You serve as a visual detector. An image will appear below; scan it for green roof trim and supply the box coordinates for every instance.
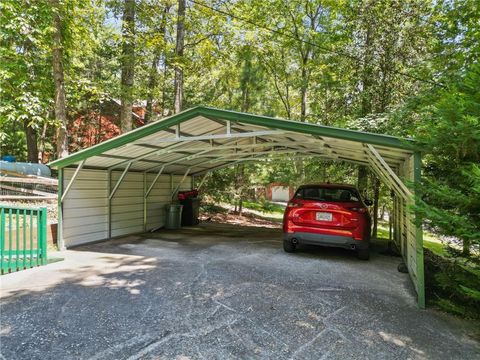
[200,106,414,150]
[48,106,414,169]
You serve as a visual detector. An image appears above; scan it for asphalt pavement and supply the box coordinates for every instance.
[1,223,478,359]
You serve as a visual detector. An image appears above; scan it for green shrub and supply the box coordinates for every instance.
[424,249,480,319]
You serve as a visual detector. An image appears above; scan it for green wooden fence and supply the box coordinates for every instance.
[1,206,47,274]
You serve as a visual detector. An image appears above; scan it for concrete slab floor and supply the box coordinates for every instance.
[0,222,479,360]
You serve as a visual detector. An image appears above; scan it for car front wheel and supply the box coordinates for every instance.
[283,240,296,253]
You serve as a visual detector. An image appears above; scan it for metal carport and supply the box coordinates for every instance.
[48,106,425,307]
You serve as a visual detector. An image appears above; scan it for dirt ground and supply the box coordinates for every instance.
[200,210,281,229]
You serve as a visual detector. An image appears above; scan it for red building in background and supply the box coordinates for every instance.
[68,99,159,153]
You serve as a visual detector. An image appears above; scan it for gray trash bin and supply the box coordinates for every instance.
[165,204,183,229]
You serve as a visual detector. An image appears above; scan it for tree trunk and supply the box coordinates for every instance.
[380,204,386,220]
[237,164,244,216]
[237,62,251,215]
[38,123,48,163]
[300,54,309,122]
[463,240,471,256]
[357,166,368,198]
[24,121,38,163]
[51,0,68,159]
[120,0,135,132]
[145,52,161,124]
[161,57,168,115]
[360,22,373,117]
[296,57,308,180]
[355,20,374,196]
[241,86,250,113]
[300,85,308,121]
[173,0,186,113]
[145,6,169,123]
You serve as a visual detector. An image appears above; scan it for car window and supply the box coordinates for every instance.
[295,187,360,202]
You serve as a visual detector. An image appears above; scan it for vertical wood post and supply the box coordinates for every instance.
[57,168,65,250]
[414,151,425,309]
[108,170,112,238]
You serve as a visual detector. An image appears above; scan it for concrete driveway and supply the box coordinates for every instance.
[1,223,478,359]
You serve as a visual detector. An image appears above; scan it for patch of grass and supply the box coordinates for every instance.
[240,200,285,215]
[377,223,448,256]
[376,226,390,240]
[424,240,448,257]
[200,203,228,214]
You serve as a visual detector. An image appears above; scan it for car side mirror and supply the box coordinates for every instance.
[364,199,373,206]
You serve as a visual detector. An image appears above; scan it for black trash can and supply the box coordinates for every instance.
[178,190,200,226]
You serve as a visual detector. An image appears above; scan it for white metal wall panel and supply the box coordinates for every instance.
[145,174,172,230]
[403,155,418,291]
[173,175,192,191]
[62,168,192,247]
[62,169,108,247]
[110,171,144,237]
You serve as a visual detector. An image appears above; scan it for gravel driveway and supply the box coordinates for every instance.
[1,223,478,359]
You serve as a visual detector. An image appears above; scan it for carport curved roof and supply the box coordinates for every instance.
[48,106,415,175]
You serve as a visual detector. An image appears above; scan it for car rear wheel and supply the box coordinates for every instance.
[357,248,370,260]
[283,240,296,253]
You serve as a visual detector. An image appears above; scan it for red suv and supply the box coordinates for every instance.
[283,184,372,260]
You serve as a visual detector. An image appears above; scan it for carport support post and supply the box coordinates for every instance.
[196,173,209,191]
[414,151,425,309]
[60,160,85,202]
[171,168,190,198]
[57,168,65,251]
[107,170,112,238]
[107,165,131,238]
[143,167,167,231]
[109,163,131,200]
[143,172,147,232]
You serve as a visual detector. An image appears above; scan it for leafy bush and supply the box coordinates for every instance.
[424,249,480,319]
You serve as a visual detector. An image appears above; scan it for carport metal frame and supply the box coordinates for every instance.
[49,106,425,308]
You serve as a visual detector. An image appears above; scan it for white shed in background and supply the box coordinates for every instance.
[271,186,290,202]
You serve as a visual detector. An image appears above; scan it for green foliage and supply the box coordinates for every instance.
[414,62,480,259]
[0,0,54,160]
[0,0,116,160]
[431,0,480,79]
[425,249,480,318]
[435,298,469,317]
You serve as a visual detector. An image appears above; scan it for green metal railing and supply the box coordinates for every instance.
[1,206,47,274]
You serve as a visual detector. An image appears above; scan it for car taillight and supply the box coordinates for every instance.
[287,201,301,208]
[348,207,368,213]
